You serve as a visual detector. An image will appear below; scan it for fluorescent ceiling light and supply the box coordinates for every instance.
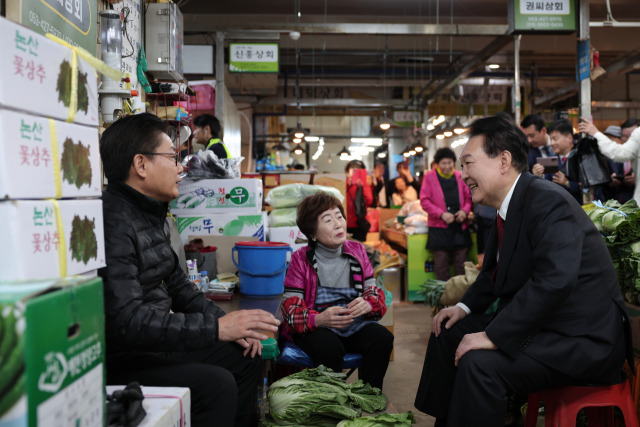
[488,64,500,69]
[304,136,319,142]
[350,137,383,146]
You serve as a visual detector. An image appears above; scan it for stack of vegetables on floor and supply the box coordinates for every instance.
[259,366,415,426]
[587,199,640,303]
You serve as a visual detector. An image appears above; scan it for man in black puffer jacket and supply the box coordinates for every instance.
[99,113,280,427]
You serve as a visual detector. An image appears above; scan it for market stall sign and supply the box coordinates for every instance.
[576,40,590,82]
[19,0,97,54]
[229,43,279,73]
[508,0,576,34]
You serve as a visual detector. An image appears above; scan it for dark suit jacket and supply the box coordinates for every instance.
[528,146,553,181]
[461,172,632,382]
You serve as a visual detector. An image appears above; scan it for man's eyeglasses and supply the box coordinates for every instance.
[140,152,179,166]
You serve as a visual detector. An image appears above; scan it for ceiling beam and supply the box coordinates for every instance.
[182,18,509,36]
[534,83,578,106]
[420,34,513,104]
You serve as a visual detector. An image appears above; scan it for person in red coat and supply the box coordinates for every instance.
[345,160,373,241]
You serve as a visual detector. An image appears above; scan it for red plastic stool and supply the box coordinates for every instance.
[525,381,639,427]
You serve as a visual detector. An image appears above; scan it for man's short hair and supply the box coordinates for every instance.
[469,115,529,173]
[621,118,639,130]
[520,114,546,131]
[547,119,574,136]
[345,159,366,173]
[99,113,168,183]
[434,147,456,164]
[296,192,345,243]
[193,114,221,138]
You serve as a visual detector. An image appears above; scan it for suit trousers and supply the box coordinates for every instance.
[107,341,263,427]
[293,322,394,389]
[414,314,577,427]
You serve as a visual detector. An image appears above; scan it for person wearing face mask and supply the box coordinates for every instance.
[280,192,394,390]
[419,147,473,281]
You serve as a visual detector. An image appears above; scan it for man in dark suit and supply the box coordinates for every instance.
[414,115,632,427]
[521,114,553,179]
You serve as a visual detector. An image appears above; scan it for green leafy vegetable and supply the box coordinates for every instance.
[261,366,386,426]
[61,137,92,189]
[418,278,446,313]
[336,411,416,426]
[56,60,89,113]
[69,215,98,264]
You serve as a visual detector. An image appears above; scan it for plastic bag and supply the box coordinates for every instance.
[564,135,611,187]
[264,183,344,208]
[185,150,244,179]
[269,207,298,227]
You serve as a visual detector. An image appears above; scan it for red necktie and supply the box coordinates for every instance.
[493,215,505,283]
[561,156,567,164]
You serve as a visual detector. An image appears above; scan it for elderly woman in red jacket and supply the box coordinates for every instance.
[420,147,473,281]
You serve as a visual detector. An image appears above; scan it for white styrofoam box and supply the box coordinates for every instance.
[170,178,263,215]
[0,109,101,199]
[268,226,308,252]
[0,199,105,280]
[176,211,267,244]
[0,16,99,126]
[106,386,191,427]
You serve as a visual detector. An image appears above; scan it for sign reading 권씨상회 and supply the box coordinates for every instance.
[508,0,576,34]
[229,43,279,73]
[20,0,96,54]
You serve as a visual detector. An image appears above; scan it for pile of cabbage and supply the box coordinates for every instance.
[587,199,640,303]
[259,366,415,426]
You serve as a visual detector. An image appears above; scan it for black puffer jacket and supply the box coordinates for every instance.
[99,182,225,355]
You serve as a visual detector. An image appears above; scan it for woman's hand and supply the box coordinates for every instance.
[441,211,455,224]
[347,297,372,318]
[454,210,467,223]
[532,163,545,177]
[315,306,353,329]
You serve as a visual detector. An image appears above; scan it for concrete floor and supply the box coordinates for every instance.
[381,301,436,426]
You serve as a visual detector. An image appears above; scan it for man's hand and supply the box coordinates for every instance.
[432,305,467,337]
[532,163,545,177]
[625,172,635,186]
[236,337,262,358]
[218,309,280,344]
[552,171,569,188]
[347,297,372,319]
[454,332,497,366]
[315,306,354,328]
[441,211,455,225]
[454,210,467,223]
[577,118,598,136]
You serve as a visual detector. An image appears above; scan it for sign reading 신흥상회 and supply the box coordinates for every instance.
[19,0,97,54]
[508,0,576,34]
[229,43,279,73]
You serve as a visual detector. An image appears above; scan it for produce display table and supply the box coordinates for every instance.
[380,229,478,302]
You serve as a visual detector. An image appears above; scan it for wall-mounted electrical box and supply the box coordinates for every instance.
[145,2,184,82]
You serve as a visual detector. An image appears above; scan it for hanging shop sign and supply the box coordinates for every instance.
[393,111,422,128]
[15,0,97,54]
[576,40,590,82]
[508,0,576,34]
[229,43,279,73]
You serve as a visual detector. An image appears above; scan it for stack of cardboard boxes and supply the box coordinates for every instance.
[171,177,267,276]
[0,17,106,426]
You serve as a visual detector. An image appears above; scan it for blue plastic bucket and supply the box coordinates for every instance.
[232,241,292,296]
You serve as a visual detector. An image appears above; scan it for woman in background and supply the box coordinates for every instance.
[420,147,473,281]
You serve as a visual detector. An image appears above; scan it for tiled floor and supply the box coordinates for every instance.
[382,301,436,426]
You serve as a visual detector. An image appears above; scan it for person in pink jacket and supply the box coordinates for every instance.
[280,192,393,389]
[420,147,473,281]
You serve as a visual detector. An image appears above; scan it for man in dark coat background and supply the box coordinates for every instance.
[414,115,632,426]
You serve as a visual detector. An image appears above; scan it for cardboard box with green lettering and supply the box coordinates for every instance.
[0,277,105,427]
[170,178,263,215]
[176,211,267,244]
[0,16,99,126]
[0,109,101,199]
[0,199,105,281]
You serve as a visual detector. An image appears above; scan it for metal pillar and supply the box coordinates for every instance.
[215,31,225,119]
[513,35,522,124]
[578,1,591,121]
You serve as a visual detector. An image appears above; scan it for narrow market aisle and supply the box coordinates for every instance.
[383,301,436,426]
